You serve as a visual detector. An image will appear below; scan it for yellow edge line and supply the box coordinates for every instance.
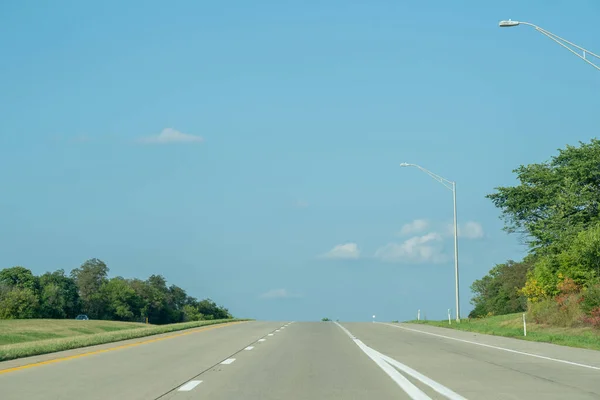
[0,321,245,375]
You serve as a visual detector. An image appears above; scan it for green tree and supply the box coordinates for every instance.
[521,222,600,301]
[129,275,171,324]
[469,259,532,318]
[0,259,233,323]
[197,298,231,319]
[0,266,39,292]
[556,222,600,285]
[101,277,139,321]
[146,275,171,324]
[0,287,40,319]
[182,304,203,321]
[167,285,188,322]
[487,139,600,251]
[70,258,109,318]
[0,266,42,319]
[39,270,80,318]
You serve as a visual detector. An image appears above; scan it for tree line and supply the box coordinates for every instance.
[470,138,600,328]
[0,258,232,323]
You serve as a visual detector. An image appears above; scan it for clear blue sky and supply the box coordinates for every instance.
[1,1,598,321]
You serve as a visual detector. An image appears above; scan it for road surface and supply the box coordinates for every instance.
[1,321,599,399]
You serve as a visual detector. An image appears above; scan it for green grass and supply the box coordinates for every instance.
[0,318,249,361]
[0,319,146,346]
[405,313,600,351]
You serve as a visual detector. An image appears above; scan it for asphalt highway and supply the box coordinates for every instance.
[1,321,599,399]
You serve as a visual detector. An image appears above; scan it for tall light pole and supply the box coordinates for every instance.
[499,19,600,71]
[400,163,460,322]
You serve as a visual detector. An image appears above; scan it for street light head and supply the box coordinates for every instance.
[399,162,411,167]
[499,19,520,28]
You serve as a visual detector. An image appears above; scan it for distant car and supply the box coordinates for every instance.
[75,314,89,320]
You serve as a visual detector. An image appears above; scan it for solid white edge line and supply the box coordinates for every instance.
[178,380,202,391]
[381,323,600,371]
[221,358,236,365]
[374,351,468,400]
[245,346,254,350]
[334,322,432,400]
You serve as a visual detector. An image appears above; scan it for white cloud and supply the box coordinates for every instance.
[321,243,360,259]
[139,128,203,144]
[259,289,298,299]
[446,221,484,239]
[375,233,447,263]
[399,219,429,236]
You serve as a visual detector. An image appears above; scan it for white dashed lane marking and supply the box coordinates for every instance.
[173,325,290,394]
[178,380,202,391]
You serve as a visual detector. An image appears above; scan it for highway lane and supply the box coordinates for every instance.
[345,322,600,399]
[0,321,284,400]
[163,321,405,400]
[1,320,599,399]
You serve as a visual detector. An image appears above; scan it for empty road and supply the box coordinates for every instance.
[1,321,599,399]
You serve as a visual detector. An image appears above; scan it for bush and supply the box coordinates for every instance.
[321,317,331,321]
[528,293,584,327]
[581,284,600,315]
[582,307,600,328]
[182,304,204,322]
[529,298,557,324]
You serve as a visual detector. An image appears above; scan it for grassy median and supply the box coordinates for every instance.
[0,318,248,361]
[405,313,600,351]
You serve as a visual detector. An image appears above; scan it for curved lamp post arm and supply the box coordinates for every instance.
[399,163,454,191]
[499,19,600,71]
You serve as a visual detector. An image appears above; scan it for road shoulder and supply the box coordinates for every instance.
[395,322,600,368]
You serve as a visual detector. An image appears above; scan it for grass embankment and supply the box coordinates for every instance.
[406,313,600,351]
[0,318,248,361]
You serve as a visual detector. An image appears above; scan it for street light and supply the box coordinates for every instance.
[498,19,600,71]
[400,163,460,322]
